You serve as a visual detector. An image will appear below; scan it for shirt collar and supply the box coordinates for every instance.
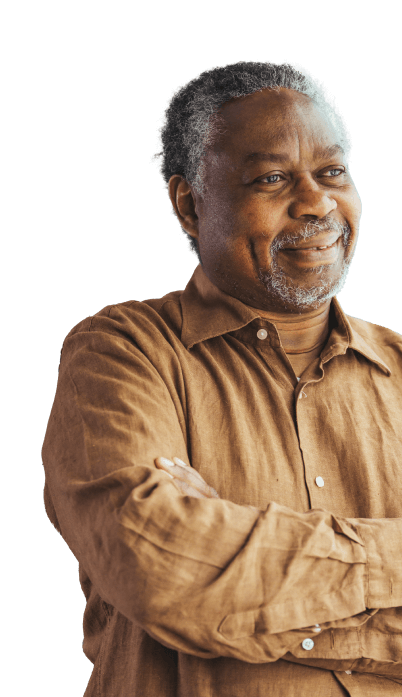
[180,265,391,376]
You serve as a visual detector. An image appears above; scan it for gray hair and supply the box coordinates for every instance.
[154,61,351,258]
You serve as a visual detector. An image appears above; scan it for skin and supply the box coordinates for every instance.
[155,456,257,509]
[155,87,362,493]
[169,88,361,318]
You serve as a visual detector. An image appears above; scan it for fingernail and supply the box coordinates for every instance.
[174,458,188,467]
[160,457,175,467]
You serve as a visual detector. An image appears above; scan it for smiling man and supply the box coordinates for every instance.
[166,84,361,384]
[42,63,402,696]
[173,87,359,316]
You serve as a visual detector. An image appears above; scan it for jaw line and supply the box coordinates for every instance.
[258,248,353,312]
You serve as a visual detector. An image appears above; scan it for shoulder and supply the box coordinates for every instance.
[62,290,186,358]
[347,314,402,348]
[346,313,402,372]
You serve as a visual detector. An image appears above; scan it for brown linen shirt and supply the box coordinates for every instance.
[42,264,402,697]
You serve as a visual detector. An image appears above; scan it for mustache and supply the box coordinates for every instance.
[270,216,351,254]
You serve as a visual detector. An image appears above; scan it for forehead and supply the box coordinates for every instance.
[212,88,339,160]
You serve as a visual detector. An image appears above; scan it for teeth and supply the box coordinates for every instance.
[286,244,332,251]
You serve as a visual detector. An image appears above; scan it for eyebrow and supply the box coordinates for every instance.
[243,143,345,164]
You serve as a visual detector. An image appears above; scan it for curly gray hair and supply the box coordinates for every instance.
[154,61,350,259]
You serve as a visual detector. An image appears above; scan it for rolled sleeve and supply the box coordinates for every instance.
[283,518,402,678]
[353,518,402,609]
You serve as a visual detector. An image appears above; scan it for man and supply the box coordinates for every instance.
[42,62,402,696]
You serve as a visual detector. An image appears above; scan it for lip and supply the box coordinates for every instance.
[279,235,341,265]
[282,232,341,251]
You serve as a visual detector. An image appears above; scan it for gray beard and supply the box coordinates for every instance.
[258,217,354,312]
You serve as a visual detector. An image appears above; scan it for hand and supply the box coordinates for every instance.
[155,457,259,511]
[154,457,220,499]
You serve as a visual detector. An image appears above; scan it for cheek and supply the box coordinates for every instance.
[343,184,362,227]
[199,195,234,240]
[198,193,279,272]
[237,201,283,252]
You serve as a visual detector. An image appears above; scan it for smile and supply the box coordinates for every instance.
[279,237,341,266]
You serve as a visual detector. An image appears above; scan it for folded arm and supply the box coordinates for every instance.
[42,323,402,672]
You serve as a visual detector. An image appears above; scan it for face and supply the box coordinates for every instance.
[170,88,362,314]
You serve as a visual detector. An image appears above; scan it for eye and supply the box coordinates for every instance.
[259,167,345,184]
[260,174,281,184]
[322,168,345,177]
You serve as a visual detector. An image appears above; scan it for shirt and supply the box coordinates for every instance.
[248,301,331,377]
[41,264,402,696]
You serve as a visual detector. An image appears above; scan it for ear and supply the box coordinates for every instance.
[168,175,199,241]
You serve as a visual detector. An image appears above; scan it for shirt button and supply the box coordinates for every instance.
[257,329,268,340]
[301,638,314,651]
[315,476,325,488]
[345,670,352,675]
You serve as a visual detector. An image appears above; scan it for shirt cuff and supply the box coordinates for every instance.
[353,518,402,608]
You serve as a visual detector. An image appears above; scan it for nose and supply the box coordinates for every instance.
[288,190,337,220]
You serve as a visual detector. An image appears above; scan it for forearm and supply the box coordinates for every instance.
[282,516,402,679]
[351,517,402,608]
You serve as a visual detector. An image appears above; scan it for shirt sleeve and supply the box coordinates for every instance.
[42,312,393,665]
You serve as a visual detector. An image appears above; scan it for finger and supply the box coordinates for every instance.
[159,469,174,479]
[170,458,219,498]
[155,457,219,499]
[173,457,219,498]
[155,456,176,472]
[162,472,214,499]
[155,456,192,482]
[171,479,207,499]
[155,459,208,498]
[165,464,213,497]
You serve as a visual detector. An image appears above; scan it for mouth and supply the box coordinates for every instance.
[279,235,342,265]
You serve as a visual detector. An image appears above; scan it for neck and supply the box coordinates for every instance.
[255,300,331,323]
[255,301,331,353]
